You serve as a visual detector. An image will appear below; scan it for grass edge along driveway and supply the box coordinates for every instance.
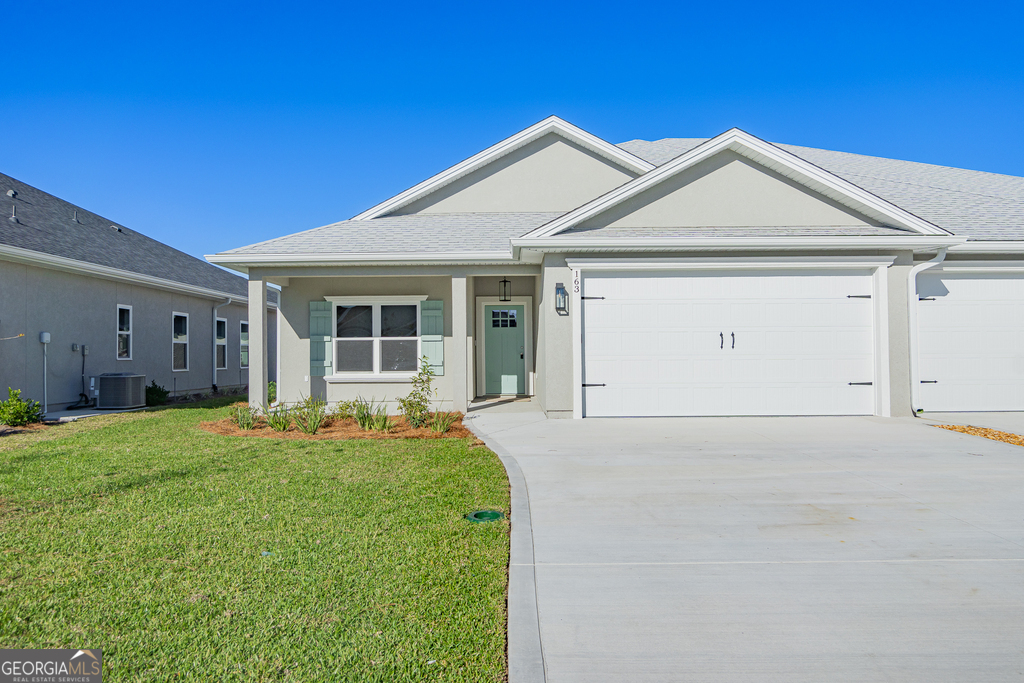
[0,399,510,682]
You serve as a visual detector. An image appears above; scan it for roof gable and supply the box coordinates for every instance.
[352,116,655,220]
[526,129,952,238]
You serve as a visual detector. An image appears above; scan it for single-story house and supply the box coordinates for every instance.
[208,116,1024,418]
[0,172,278,413]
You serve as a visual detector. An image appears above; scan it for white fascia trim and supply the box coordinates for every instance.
[566,256,897,271]
[0,244,274,307]
[349,116,655,220]
[934,260,1024,272]
[207,251,515,266]
[325,295,428,304]
[514,236,966,253]
[948,241,1024,253]
[523,128,950,239]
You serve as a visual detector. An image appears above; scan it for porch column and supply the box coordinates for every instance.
[452,275,468,413]
[248,276,268,408]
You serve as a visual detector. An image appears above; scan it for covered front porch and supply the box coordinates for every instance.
[244,265,569,416]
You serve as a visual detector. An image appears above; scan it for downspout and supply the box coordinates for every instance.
[212,298,232,391]
[908,248,947,414]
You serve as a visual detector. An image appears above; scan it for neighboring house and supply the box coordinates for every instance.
[208,116,1024,418]
[0,172,278,412]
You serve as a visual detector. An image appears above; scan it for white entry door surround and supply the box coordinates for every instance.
[567,258,894,417]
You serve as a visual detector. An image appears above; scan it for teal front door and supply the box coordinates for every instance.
[484,305,526,395]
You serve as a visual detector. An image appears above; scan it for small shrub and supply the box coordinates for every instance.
[263,404,291,432]
[370,405,397,433]
[294,396,327,435]
[397,358,435,428]
[231,404,259,430]
[430,410,459,434]
[353,397,377,431]
[268,381,277,404]
[145,381,169,407]
[331,400,357,421]
[0,388,43,426]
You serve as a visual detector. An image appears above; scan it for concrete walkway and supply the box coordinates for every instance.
[468,413,1024,683]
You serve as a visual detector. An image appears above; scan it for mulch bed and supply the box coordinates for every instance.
[933,424,1024,448]
[0,422,52,438]
[198,414,474,441]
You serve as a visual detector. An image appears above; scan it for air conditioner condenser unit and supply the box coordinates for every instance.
[90,373,146,409]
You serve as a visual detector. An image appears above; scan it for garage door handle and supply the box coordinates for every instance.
[720,332,724,349]
[731,332,735,349]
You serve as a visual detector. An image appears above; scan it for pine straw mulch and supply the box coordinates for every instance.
[198,414,475,441]
[933,424,1024,448]
[0,422,52,438]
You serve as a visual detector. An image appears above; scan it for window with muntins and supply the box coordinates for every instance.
[333,302,420,375]
[117,305,132,359]
[215,318,227,370]
[172,313,188,371]
[491,309,517,328]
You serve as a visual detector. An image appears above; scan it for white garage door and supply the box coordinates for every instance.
[918,272,1024,411]
[582,270,875,417]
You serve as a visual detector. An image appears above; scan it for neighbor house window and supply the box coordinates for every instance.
[172,313,189,371]
[240,322,249,368]
[215,318,227,370]
[329,298,422,376]
[117,305,132,360]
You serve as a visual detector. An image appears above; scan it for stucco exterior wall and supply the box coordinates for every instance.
[886,254,914,416]
[536,254,574,418]
[393,133,638,215]
[0,261,271,410]
[580,150,881,229]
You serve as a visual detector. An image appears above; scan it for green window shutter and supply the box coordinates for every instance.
[309,301,333,377]
[420,300,444,376]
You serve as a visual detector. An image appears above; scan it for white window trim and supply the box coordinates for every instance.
[215,316,227,370]
[240,320,249,369]
[117,304,132,361]
[324,295,427,381]
[172,311,189,372]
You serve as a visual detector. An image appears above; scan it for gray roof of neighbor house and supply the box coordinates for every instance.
[0,172,275,303]
[617,139,1024,240]
[219,212,565,255]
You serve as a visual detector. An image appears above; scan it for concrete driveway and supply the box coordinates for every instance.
[468,413,1024,683]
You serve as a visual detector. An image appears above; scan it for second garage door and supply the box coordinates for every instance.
[918,271,1024,411]
[581,270,876,417]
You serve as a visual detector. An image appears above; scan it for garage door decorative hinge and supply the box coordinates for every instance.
[582,383,606,387]
[848,381,873,385]
[847,295,871,299]
[581,296,605,300]
[920,380,938,384]
[919,297,935,301]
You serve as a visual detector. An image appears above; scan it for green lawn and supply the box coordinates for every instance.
[0,399,510,681]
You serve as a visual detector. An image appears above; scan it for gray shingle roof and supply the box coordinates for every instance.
[221,212,564,255]
[617,139,1024,240]
[0,172,274,302]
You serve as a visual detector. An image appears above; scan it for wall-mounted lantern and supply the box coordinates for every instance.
[554,282,568,315]
[499,277,512,302]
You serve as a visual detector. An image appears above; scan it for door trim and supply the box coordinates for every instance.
[476,296,534,397]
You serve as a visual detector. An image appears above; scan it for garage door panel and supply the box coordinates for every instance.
[582,270,875,417]
[918,272,1024,411]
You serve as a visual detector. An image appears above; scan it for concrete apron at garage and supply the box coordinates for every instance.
[469,413,1024,683]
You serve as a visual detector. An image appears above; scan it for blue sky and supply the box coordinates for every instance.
[3,0,1023,261]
